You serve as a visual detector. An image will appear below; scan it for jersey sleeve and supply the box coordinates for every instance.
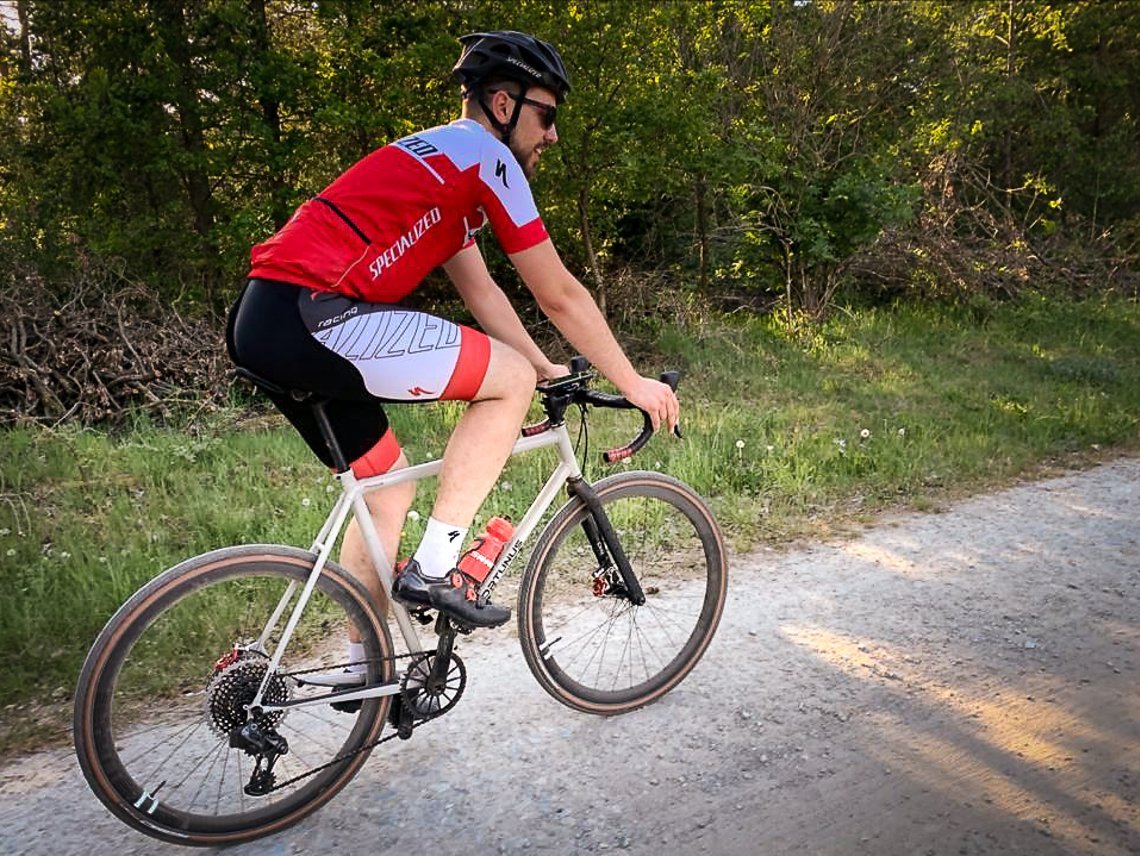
[477,144,549,254]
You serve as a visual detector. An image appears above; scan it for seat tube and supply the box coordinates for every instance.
[343,469,425,653]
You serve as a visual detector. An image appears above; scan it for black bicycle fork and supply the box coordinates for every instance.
[566,477,646,606]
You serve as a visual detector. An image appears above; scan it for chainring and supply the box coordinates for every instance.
[400,651,466,719]
[206,655,291,736]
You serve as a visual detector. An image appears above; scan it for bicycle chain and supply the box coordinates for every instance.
[277,647,424,680]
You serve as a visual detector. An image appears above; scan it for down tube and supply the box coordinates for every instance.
[478,431,581,598]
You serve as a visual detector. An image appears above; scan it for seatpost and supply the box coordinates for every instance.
[311,400,349,473]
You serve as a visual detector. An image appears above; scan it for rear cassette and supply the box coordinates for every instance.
[206,656,290,735]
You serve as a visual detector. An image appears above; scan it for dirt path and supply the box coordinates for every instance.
[1,459,1137,856]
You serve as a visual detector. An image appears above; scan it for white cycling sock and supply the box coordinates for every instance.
[413,516,468,579]
[347,640,366,673]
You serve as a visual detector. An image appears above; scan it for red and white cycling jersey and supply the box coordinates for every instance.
[248,119,549,302]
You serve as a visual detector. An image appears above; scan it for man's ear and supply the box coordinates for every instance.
[490,90,513,123]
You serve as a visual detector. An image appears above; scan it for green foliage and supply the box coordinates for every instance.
[0,1,1137,316]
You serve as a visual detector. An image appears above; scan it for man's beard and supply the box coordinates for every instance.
[509,138,539,179]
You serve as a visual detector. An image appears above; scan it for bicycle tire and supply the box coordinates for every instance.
[73,545,393,846]
[518,471,727,715]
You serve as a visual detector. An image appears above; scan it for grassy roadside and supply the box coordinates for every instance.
[2,292,1138,754]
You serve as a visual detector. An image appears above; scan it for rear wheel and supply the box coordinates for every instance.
[518,472,727,714]
[73,545,393,846]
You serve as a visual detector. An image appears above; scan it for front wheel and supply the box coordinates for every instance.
[518,472,727,715]
[73,545,393,846]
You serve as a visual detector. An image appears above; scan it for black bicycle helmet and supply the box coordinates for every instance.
[453,30,571,103]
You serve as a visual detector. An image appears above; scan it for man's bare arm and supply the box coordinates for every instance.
[509,239,678,432]
[443,244,566,380]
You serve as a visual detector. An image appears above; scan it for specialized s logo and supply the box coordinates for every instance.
[407,386,435,397]
[494,160,510,188]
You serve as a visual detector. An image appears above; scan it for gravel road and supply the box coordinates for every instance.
[2,458,1137,856]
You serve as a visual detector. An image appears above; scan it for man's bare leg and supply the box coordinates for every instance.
[333,340,534,641]
[339,336,533,621]
[389,341,535,626]
[426,339,536,539]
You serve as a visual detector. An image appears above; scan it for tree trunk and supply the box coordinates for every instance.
[248,0,289,230]
[1003,0,1015,218]
[16,0,31,71]
[695,174,709,292]
[149,0,221,300]
[783,241,795,329]
[1089,29,1106,240]
[578,186,606,319]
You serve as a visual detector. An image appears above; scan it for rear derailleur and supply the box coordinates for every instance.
[229,719,288,796]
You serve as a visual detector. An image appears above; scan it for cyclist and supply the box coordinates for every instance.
[227,31,678,650]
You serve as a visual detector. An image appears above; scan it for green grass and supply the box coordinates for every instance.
[2,292,1139,752]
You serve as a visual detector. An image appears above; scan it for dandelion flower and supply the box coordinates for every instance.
[5,549,14,557]
[406,510,421,522]
[897,428,906,437]
[301,497,311,508]
[735,440,745,450]
[860,428,871,440]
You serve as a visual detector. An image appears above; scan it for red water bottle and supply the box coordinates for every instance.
[456,516,514,583]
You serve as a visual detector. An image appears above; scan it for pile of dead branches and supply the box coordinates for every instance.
[849,152,1140,301]
[1,270,235,427]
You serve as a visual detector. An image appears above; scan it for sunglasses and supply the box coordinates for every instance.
[499,91,558,129]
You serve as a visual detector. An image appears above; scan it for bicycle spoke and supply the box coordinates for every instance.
[118,715,207,772]
[182,738,231,811]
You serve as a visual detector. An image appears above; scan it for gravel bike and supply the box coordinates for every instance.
[73,358,727,846]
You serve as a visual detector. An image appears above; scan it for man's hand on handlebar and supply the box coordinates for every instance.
[620,376,680,435]
[537,361,570,382]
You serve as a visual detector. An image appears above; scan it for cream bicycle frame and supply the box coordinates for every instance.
[248,420,584,713]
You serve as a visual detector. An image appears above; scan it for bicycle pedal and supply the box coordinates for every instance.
[435,614,474,636]
[410,608,435,626]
